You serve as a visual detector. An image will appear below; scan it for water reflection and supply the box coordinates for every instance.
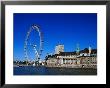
[14,66,97,75]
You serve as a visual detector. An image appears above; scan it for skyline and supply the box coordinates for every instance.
[14,13,97,61]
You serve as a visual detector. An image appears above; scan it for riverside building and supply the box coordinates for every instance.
[45,44,97,68]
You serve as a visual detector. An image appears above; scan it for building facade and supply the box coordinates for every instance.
[46,45,97,68]
[55,44,64,54]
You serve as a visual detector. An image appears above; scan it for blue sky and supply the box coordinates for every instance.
[14,13,97,61]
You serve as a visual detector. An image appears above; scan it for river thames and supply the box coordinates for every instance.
[14,66,97,75]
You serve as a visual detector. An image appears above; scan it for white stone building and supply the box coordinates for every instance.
[55,44,64,54]
[46,45,97,68]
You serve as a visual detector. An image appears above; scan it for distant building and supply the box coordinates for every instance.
[55,44,64,54]
[76,43,80,55]
[89,46,92,56]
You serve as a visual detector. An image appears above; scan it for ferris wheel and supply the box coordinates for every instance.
[24,24,43,65]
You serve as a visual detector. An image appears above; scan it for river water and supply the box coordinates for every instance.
[14,66,97,75]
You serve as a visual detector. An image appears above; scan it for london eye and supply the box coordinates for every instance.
[24,24,43,66]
